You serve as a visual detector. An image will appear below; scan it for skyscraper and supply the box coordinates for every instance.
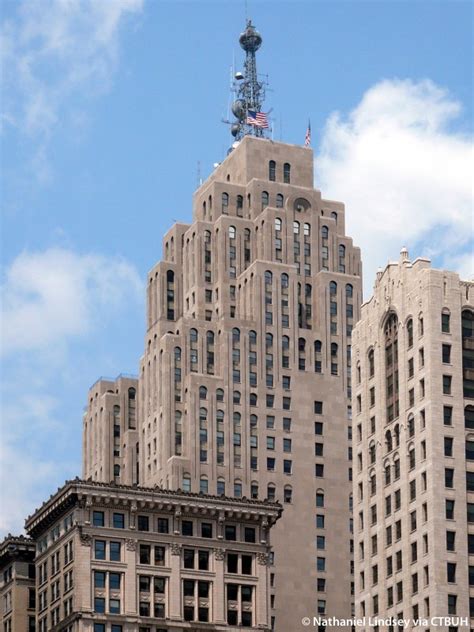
[351,249,473,628]
[137,21,362,629]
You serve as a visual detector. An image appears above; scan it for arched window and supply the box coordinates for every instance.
[281,274,289,289]
[229,226,236,239]
[368,348,375,378]
[304,223,310,236]
[190,328,198,343]
[174,347,181,361]
[314,340,323,373]
[113,464,121,478]
[293,221,300,234]
[236,195,243,214]
[199,386,207,400]
[267,484,276,501]
[275,217,282,231]
[407,318,414,348]
[331,211,338,223]
[204,230,211,244]
[331,343,338,375]
[394,424,400,447]
[215,389,224,403]
[384,461,391,485]
[330,281,337,295]
[269,160,276,181]
[338,245,346,273]
[283,162,291,183]
[250,393,258,406]
[203,200,206,216]
[298,337,306,371]
[284,485,293,504]
[207,331,214,345]
[276,194,284,208]
[369,442,376,464]
[265,270,273,285]
[266,333,273,347]
[249,330,257,346]
[385,430,393,453]
[462,310,474,398]
[166,270,175,320]
[128,387,136,429]
[385,313,399,422]
[261,191,269,210]
[244,228,251,241]
[282,335,290,350]
[233,390,241,404]
[221,192,229,213]
[321,225,329,239]
[346,284,353,298]
[232,327,240,343]
[200,476,208,494]
[183,474,191,492]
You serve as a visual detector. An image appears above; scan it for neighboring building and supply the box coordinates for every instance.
[351,249,474,629]
[24,478,281,632]
[0,535,36,632]
[83,375,139,486]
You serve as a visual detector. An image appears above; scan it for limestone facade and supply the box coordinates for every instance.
[25,479,281,631]
[139,135,362,629]
[351,251,474,630]
[0,535,36,632]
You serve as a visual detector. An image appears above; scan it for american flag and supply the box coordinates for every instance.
[305,120,311,146]
[246,110,269,128]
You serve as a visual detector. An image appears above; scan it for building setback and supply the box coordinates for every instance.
[351,250,473,629]
[25,479,281,632]
[83,375,139,486]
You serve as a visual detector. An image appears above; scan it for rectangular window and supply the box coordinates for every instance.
[444,405,453,425]
[93,511,104,527]
[442,344,451,364]
[94,540,106,560]
[110,541,121,562]
[314,401,323,415]
[445,468,454,488]
[137,515,149,532]
[443,375,452,395]
[113,513,124,529]
[182,521,193,536]
[444,437,453,457]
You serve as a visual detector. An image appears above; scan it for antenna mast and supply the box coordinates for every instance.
[227,20,269,143]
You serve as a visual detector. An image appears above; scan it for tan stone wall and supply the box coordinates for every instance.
[351,253,473,628]
[140,136,362,630]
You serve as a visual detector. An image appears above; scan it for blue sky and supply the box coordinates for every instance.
[1,0,473,535]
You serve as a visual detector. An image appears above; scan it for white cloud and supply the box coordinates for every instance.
[0,246,143,536]
[317,79,473,294]
[1,0,143,179]
[1,247,143,355]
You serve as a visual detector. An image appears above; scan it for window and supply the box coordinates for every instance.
[222,192,229,212]
[443,375,452,395]
[276,194,284,208]
[93,511,104,527]
[113,513,124,529]
[261,190,269,210]
[94,540,106,560]
[269,160,276,181]
[137,515,149,531]
[283,162,291,183]
[182,521,193,536]
[444,405,453,425]
[443,344,452,364]
[442,311,451,333]
[446,499,455,520]
[444,437,453,457]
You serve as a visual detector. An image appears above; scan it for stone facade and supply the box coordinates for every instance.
[25,479,281,631]
[83,376,139,486]
[351,250,474,630]
[139,135,362,629]
[0,535,36,632]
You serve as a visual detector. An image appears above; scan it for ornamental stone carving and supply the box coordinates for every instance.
[170,543,182,556]
[79,533,92,547]
[256,552,270,566]
[125,539,137,551]
[130,501,137,513]
[213,548,225,561]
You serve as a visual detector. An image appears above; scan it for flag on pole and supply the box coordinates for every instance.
[246,110,269,128]
[305,120,311,146]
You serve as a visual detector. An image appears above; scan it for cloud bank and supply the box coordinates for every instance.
[317,79,473,293]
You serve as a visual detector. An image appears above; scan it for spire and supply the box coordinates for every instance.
[229,20,269,142]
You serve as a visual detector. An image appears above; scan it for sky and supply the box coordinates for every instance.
[1,0,473,536]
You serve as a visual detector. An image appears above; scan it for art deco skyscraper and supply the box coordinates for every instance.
[138,22,362,629]
[351,250,473,628]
